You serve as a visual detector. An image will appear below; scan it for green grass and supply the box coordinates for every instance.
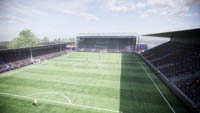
[0,52,188,113]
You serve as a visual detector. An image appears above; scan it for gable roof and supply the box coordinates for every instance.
[143,28,200,38]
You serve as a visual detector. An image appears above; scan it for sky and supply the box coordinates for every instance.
[0,0,200,47]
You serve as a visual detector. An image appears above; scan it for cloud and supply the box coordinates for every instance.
[13,6,47,16]
[61,9,99,21]
[131,3,146,9]
[106,0,128,13]
[105,0,146,13]
[51,0,96,15]
[0,16,24,24]
[0,1,48,16]
[146,0,200,17]
[63,10,76,15]
[50,0,99,21]
[147,0,177,8]
[185,0,200,5]
[140,9,157,18]
[181,12,200,17]
[103,0,200,17]
[135,3,146,8]
[79,12,99,21]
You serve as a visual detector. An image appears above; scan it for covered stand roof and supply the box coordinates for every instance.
[142,28,200,38]
[0,42,71,52]
[77,35,136,39]
[77,33,137,39]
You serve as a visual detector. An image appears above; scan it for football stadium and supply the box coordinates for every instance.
[0,28,200,113]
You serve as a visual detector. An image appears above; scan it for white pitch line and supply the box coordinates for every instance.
[135,56,176,113]
[0,92,121,113]
[27,92,72,104]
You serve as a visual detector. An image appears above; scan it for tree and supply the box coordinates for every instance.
[41,36,49,43]
[0,41,10,49]
[9,29,38,48]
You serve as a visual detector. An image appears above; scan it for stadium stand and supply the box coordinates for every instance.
[77,34,136,53]
[141,28,200,112]
[142,41,200,105]
[0,49,31,72]
[143,42,200,78]
[0,43,71,73]
[141,29,200,112]
[177,77,200,104]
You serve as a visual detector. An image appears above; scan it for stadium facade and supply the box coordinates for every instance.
[76,33,137,53]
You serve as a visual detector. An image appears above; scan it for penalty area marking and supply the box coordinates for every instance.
[0,92,122,113]
[27,92,72,104]
[135,56,176,113]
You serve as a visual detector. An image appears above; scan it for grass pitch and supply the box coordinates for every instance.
[0,52,188,113]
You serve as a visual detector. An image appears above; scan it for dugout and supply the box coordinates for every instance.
[140,28,200,112]
[76,33,137,53]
